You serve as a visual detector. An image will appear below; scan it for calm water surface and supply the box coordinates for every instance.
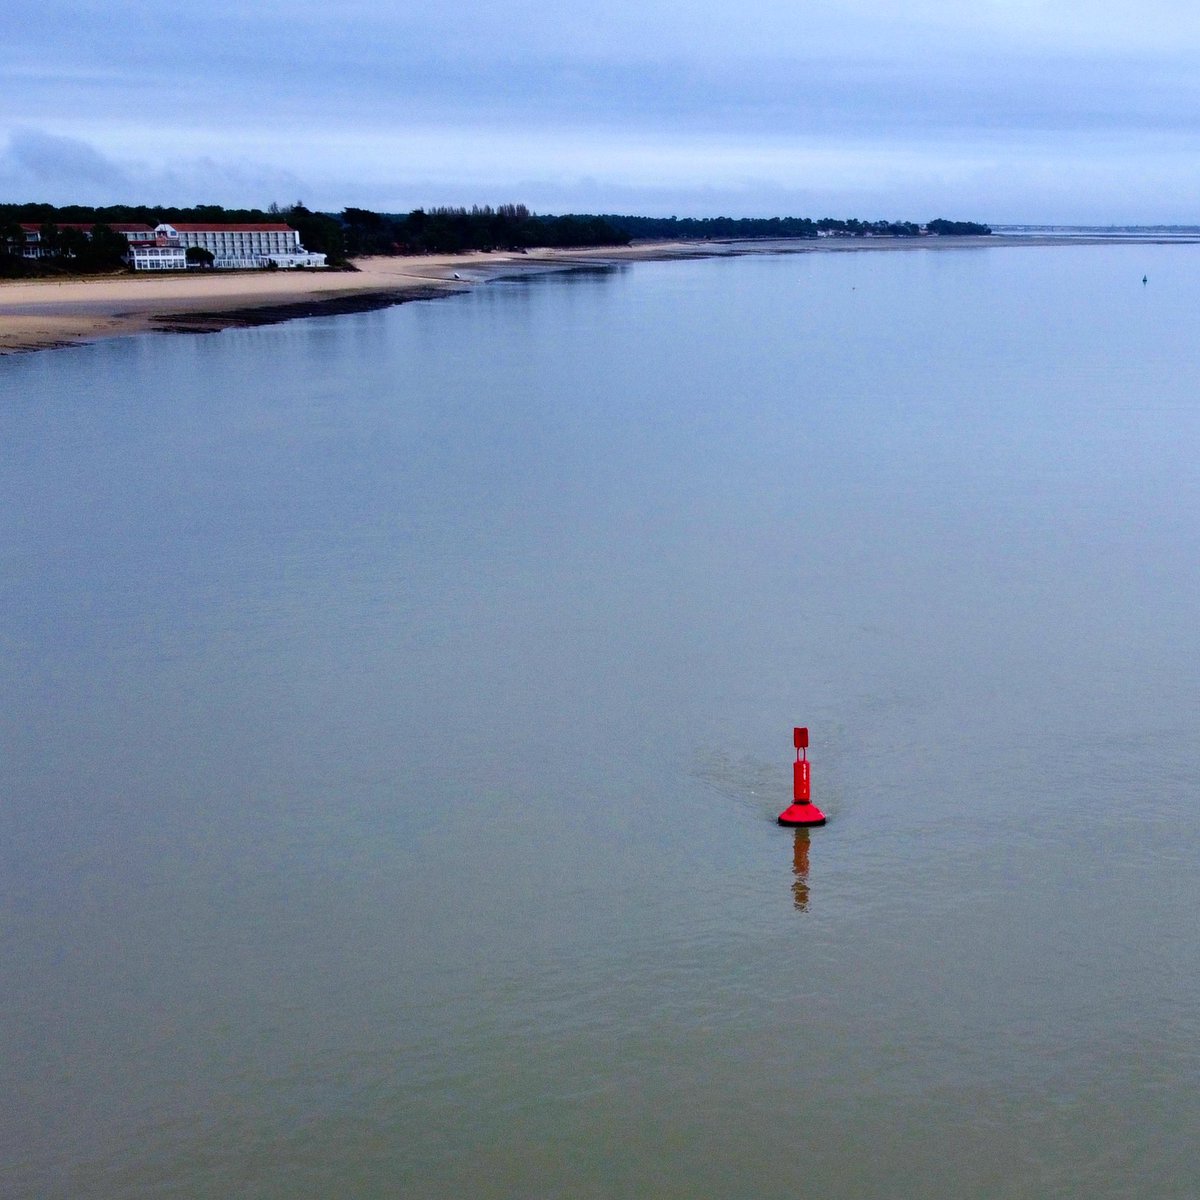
[2,243,1199,1198]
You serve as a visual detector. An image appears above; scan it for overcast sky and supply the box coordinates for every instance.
[6,0,1200,222]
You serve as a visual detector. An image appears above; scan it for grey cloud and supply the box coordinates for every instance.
[0,130,312,207]
[29,0,1197,61]
[7,1,1200,221]
[338,52,1200,138]
[12,36,1200,144]
[1,129,135,193]
[9,0,1200,156]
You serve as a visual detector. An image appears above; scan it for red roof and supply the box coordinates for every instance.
[18,222,153,233]
[167,223,295,232]
[20,222,90,232]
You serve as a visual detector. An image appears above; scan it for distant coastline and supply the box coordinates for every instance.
[2,232,1196,358]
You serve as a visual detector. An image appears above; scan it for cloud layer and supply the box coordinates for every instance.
[6,1,1200,220]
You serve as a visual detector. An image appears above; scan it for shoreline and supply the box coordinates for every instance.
[2,233,1193,357]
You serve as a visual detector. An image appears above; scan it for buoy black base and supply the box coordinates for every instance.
[778,802,826,827]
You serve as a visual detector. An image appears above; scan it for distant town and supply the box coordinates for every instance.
[0,202,991,278]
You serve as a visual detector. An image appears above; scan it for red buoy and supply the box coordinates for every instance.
[778,726,826,826]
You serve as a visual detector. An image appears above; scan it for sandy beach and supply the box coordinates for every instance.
[0,233,1179,357]
[1,242,753,356]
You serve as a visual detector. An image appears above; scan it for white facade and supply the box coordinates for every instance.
[126,243,188,271]
[156,223,326,269]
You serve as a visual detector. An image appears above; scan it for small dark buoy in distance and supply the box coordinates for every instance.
[1143,275,1148,284]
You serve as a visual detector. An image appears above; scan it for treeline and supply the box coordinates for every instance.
[925,218,992,235]
[2,201,282,226]
[603,215,991,239]
[609,216,825,238]
[2,200,991,278]
[607,215,821,239]
[339,205,628,256]
[0,201,630,273]
[0,218,132,276]
[339,208,990,251]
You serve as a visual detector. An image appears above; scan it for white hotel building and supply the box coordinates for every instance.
[156,223,326,270]
[10,220,327,271]
[125,235,188,270]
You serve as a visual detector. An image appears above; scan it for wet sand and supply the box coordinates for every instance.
[0,234,1183,357]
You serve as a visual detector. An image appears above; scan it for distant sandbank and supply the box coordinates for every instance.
[0,234,1189,357]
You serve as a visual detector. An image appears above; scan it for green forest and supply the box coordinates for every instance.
[1,201,991,278]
